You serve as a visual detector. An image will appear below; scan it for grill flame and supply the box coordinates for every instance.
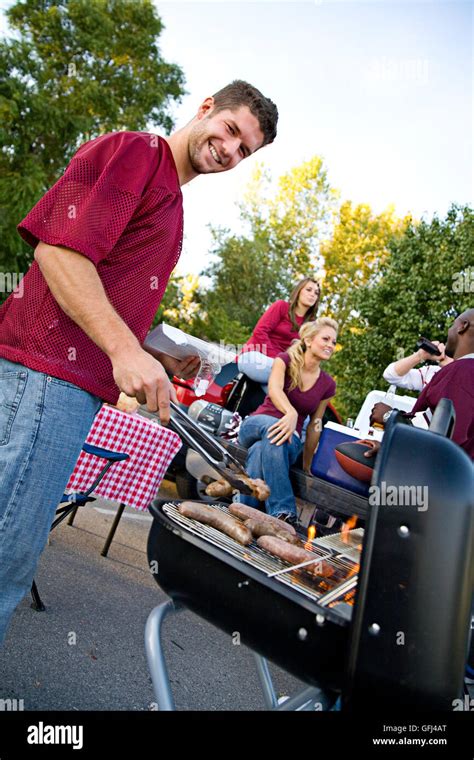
[304,524,316,551]
[345,563,359,580]
[341,514,358,543]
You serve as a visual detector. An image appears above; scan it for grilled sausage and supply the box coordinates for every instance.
[256,535,334,578]
[244,519,300,546]
[178,501,252,545]
[205,479,234,498]
[205,475,270,501]
[238,475,271,501]
[229,503,297,536]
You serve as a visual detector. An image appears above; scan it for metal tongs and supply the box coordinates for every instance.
[168,401,254,495]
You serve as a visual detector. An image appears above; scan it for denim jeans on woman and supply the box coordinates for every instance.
[237,351,274,390]
[237,413,302,517]
[0,358,102,646]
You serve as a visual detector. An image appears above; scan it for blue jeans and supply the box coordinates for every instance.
[237,414,302,517]
[0,358,102,645]
[237,351,274,389]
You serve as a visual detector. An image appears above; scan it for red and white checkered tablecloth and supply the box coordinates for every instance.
[65,405,182,511]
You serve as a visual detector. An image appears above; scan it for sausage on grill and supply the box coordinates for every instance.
[229,503,297,536]
[244,519,300,546]
[228,504,297,536]
[257,535,334,578]
[178,501,252,546]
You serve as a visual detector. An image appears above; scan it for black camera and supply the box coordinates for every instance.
[415,337,442,356]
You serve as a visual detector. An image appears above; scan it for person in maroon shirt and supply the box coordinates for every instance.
[237,318,338,528]
[0,80,278,646]
[369,308,474,459]
[238,277,320,385]
[1,81,278,417]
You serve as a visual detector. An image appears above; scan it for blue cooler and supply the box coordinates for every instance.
[311,422,371,496]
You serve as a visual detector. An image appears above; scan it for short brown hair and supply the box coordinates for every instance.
[212,80,278,147]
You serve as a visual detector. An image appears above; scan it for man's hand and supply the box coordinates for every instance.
[418,340,446,363]
[427,341,453,367]
[159,353,201,380]
[267,409,298,446]
[370,402,393,427]
[363,440,381,458]
[142,343,201,381]
[111,346,177,424]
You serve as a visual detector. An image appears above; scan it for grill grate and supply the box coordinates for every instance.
[163,502,363,606]
[315,528,364,563]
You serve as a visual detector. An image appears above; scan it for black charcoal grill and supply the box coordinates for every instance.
[146,409,474,711]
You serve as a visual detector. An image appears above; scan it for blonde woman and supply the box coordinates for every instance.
[237,318,338,528]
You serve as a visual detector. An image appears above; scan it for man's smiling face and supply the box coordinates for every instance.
[187,99,264,175]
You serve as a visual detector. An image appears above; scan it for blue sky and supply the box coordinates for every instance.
[1,1,472,275]
[155,0,473,273]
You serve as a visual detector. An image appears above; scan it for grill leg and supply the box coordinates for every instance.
[276,685,339,711]
[253,655,278,709]
[253,653,338,711]
[145,600,177,711]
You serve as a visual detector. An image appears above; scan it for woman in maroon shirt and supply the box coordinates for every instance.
[237,277,321,385]
[237,317,338,528]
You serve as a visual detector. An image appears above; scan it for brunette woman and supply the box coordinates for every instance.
[238,277,321,385]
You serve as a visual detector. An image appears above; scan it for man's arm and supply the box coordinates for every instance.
[34,242,175,423]
[383,343,452,391]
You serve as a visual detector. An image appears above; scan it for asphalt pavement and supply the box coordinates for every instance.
[0,481,306,712]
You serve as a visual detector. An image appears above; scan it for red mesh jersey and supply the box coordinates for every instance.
[0,132,183,403]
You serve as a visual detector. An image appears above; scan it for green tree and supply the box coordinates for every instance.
[196,157,338,345]
[152,272,201,331]
[242,158,339,276]
[320,201,410,330]
[330,205,474,419]
[0,0,185,280]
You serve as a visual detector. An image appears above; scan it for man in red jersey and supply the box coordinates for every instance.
[0,81,278,644]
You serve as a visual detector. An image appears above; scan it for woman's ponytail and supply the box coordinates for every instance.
[286,317,338,390]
